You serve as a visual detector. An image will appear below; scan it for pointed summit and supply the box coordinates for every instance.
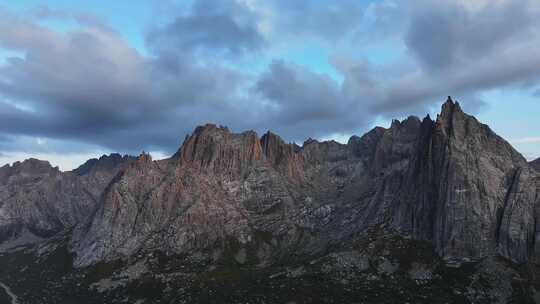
[260,131,292,161]
[177,123,263,172]
[440,96,463,117]
[137,151,152,163]
[437,96,467,133]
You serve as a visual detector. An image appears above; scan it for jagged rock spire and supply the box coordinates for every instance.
[440,96,462,117]
[67,96,540,271]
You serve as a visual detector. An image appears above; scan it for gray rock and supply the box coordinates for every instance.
[71,98,540,268]
[530,158,540,172]
[4,97,540,302]
[0,155,133,245]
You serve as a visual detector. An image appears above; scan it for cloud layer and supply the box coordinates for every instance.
[0,0,539,159]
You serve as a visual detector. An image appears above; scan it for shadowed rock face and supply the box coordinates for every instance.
[379,99,538,262]
[530,158,540,172]
[0,155,134,245]
[71,97,540,268]
[72,153,136,200]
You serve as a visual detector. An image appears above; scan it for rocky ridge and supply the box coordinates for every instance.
[0,154,134,248]
[2,97,540,303]
[72,97,540,268]
[530,158,540,172]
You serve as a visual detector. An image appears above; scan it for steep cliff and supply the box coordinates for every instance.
[73,98,540,268]
[375,98,540,263]
[3,98,540,303]
[0,154,134,247]
[530,158,540,172]
[73,153,136,200]
[0,159,94,243]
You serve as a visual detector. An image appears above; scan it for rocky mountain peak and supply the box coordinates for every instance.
[0,158,58,178]
[440,96,461,114]
[347,126,386,158]
[4,97,540,303]
[0,159,96,243]
[0,150,138,246]
[137,151,153,163]
[389,116,422,133]
[302,137,319,147]
[73,153,136,176]
[433,96,526,165]
[177,123,263,174]
[436,96,467,133]
[12,158,58,175]
[260,131,294,162]
[260,130,304,179]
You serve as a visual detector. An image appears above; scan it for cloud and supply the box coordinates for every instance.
[265,0,364,43]
[251,60,371,140]
[512,137,540,144]
[405,0,540,72]
[0,2,369,155]
[146,0,266,56]
[145,0,364,56]
[332,0,540,117]
[28,5,71,19]
[0,8,253,153]
[1,0,540,159]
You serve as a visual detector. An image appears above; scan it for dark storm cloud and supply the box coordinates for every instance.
[0,12,152,134]
[146,0,265,56]
[252,60,370,140]
[255,60,342,122]
[0,8,251,153]
[405,0,539,72]
[1,1,540,157]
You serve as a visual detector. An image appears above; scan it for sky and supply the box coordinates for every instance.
[0,0,540,170]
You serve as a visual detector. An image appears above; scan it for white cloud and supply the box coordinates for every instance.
[511,137,540,144]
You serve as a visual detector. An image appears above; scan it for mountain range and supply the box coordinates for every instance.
[1,97,540,303]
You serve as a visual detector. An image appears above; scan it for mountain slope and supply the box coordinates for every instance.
[2,97,540,303]
[0,154,134,249]
[73,98,540,268]
[531,158,540,172]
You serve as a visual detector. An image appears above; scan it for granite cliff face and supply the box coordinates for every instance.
[72,97,540,268]
[72,153,136,200]
[3,98,540,303]
[531,158,540,172]
[0,154,134,247]
[372,100,540,263]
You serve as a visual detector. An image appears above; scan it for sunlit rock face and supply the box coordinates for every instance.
[71,98,540,268]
